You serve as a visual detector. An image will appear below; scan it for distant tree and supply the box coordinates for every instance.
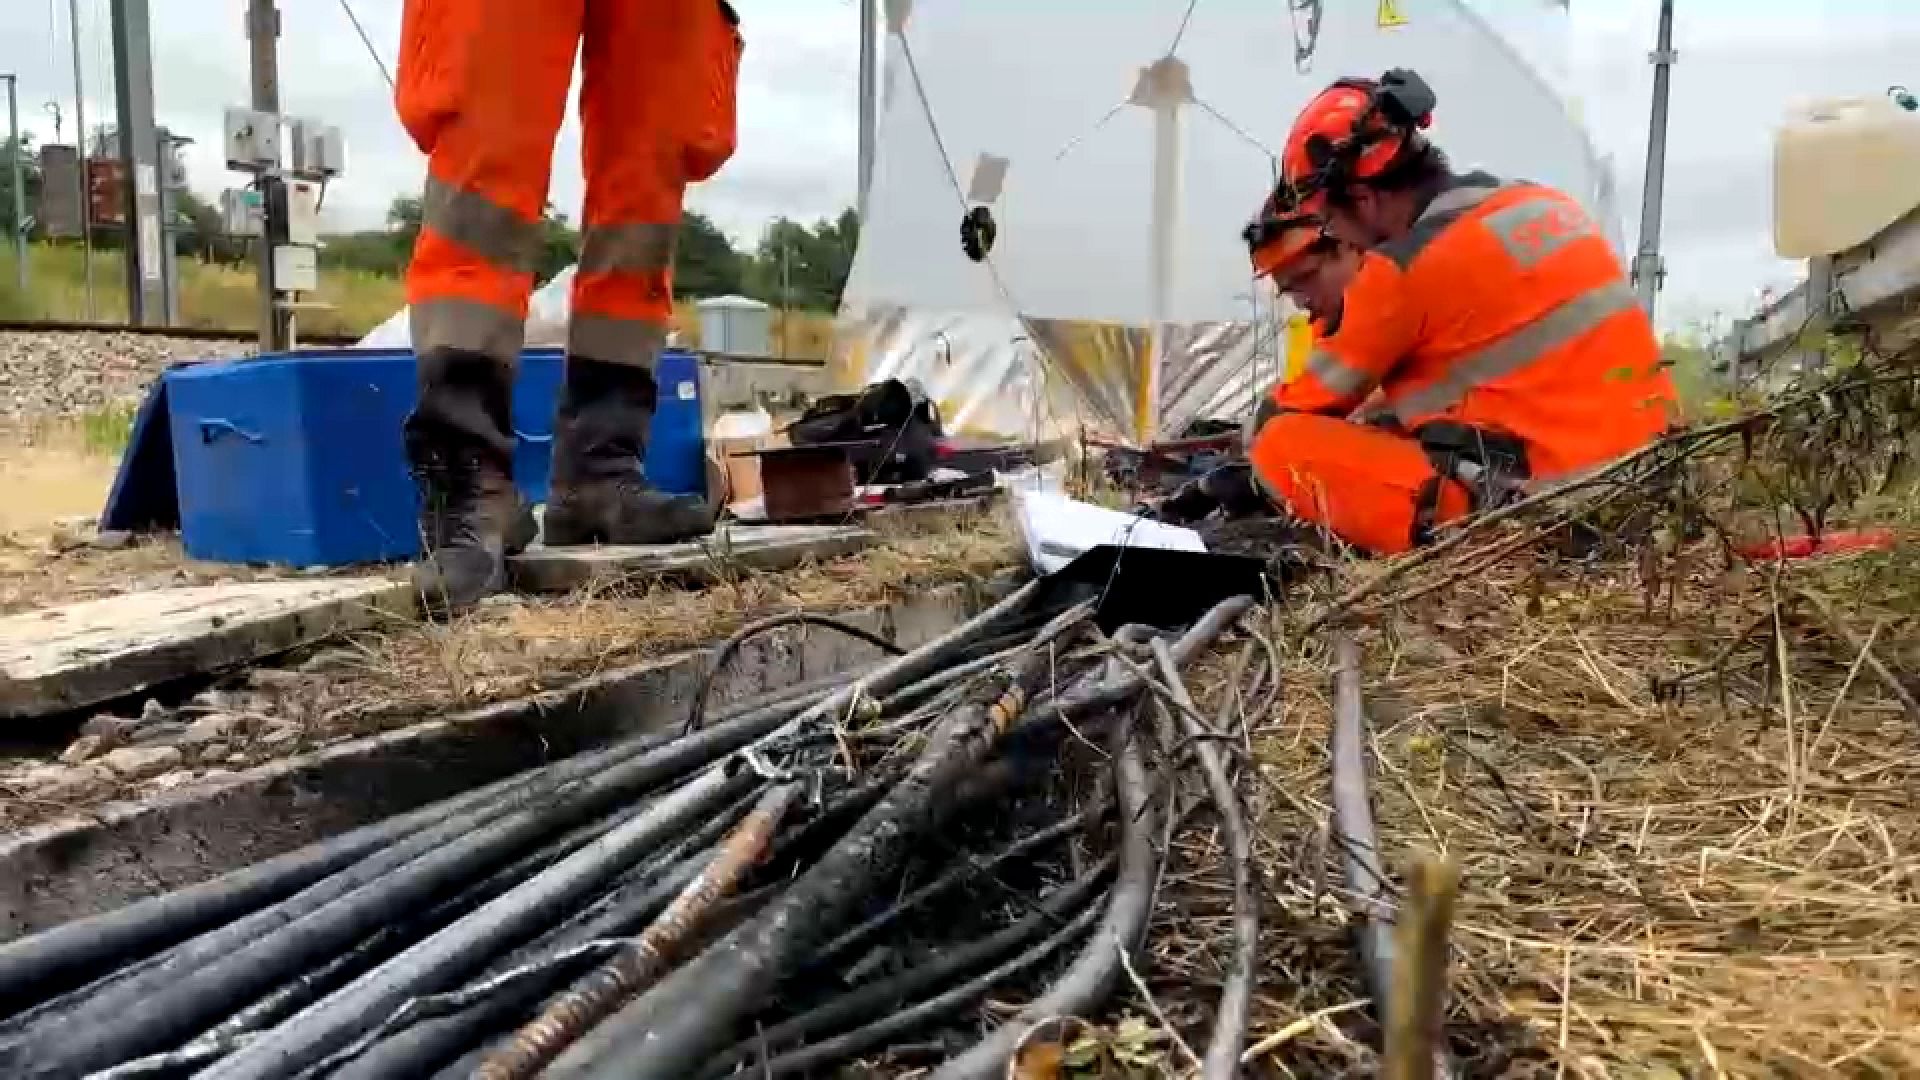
[312,198,861,304]
[536,202,578,284]
[170,187,250,265]
[387,194,424,251]
[744,209,859,312]
[0,134,42,238]
[816,207,860,299]
[674,210,744,298]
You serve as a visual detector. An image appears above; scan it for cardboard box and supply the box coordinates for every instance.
[710,432,789,506]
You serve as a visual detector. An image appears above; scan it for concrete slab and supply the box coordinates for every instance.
[0,582,1000,939]
[0,578,413,721]
[508,523,873,594]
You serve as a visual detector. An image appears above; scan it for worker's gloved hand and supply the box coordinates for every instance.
[1354,406,1405,433]
[1146,462,1269,526]
[1149,478,1220,525]
[1199,461,1271,519]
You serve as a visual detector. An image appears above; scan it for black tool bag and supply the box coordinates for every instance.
[787,378,944,485]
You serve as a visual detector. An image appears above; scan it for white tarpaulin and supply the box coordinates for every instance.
[358,267,607,351]
[838,0,1616,444]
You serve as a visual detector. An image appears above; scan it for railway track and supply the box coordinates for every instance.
[0,319,363,347]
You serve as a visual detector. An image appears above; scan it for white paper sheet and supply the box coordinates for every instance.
[1010,489,1206,577]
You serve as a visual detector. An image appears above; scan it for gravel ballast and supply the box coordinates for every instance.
[0,331,253,422]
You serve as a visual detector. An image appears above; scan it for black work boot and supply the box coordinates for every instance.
[405,349,538,617]
[543,357,715,547]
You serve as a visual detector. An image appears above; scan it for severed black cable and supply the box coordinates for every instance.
[926,712,1160,1080]
[703,857,1114,1078]
[685,613,906,734]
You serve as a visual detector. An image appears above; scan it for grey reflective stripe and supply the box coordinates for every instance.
[1305,347,1376,399]
[569,313,669,370]
[411,298,525,364]
[422,176,544,274]
[578,223,678,275]
[1481,195,1600,270]
[1415,180,1502,225]
[1378,180,1503,269]
[1390,280,1640,419]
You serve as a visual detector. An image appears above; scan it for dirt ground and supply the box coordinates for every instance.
[0,440,119,537]
[0,427,301,613]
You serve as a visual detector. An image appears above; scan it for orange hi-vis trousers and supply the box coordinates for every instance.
[1249,413,1473,555]
[397,0,742,370]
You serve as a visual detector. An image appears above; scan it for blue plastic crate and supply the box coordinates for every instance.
[165,348,704,567]
[646,350,706,496]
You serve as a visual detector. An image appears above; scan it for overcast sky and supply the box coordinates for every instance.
[0,0,1915,334]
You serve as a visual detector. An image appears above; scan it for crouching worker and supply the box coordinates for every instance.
[1243,68,1678,555]
[1151,186,1364,528]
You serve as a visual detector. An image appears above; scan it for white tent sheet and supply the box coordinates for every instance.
[358,267,591,351]
[839,0,1617,442]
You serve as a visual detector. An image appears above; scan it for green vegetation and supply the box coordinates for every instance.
[0,116,861,337]
[1659,338,1719,418]
[77,402,139,456]
[0,186,859,346]
[0,242,405,338]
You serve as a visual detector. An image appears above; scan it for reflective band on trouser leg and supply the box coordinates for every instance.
[569,313,671,371]
[397,0,583,366]
[575,0,717,368]
[1389,280,1641,421]
[410,296,528,365]
[1249,412,1471,555]
[578,222,678,277]
[569,221,678,369]
[407,179,551,364]
[421,175,546,275]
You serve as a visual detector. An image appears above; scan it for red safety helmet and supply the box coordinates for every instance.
[1242,182,1334,280]
[1282,69,1436,200]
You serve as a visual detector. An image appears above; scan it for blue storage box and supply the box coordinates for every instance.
[165,347,705,567]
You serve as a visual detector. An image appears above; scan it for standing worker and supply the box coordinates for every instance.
[397,0,743,613]
[1244,68,1678,555]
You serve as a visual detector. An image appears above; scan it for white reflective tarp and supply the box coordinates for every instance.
[840,0,1614,443]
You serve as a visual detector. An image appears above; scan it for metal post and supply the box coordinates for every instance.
[247,0,290,351]
[1130,55,1192,447]
[68,0,95,319]
[112,0,167,325]
[856,0,877,221]
[2,75,25,295]
[1144,100,1180,446]
[1631,0,1675,320]
[157,131,186,325]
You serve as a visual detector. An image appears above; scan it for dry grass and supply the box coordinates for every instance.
[1145,532,1920,1077]
[315,510,1019,729]
[0,439,120,538]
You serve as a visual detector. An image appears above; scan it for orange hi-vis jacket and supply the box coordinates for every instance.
[1247,171,1677,554]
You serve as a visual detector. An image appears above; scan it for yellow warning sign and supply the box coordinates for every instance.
[1378,0,1408,28]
